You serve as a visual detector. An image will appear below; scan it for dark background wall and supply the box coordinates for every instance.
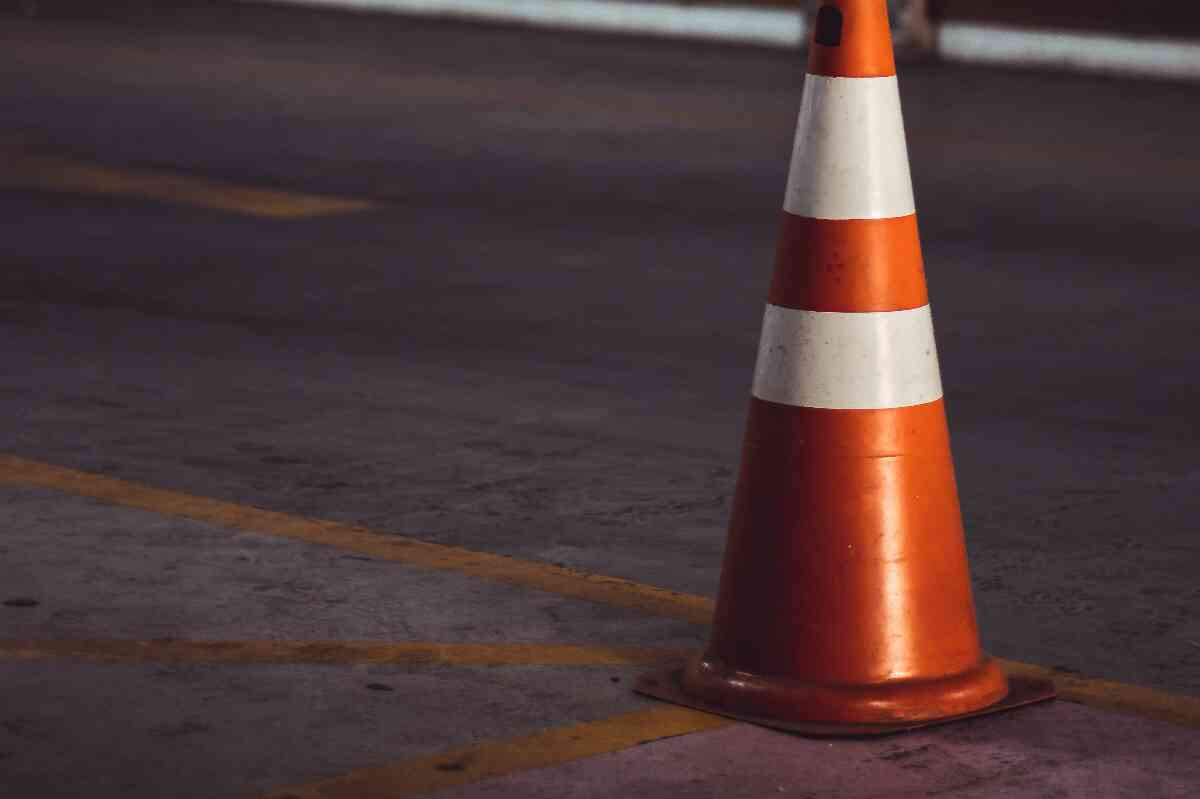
[930,0,1200,37]
[15,1,1200,39]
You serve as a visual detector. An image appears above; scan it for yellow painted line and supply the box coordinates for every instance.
[998,659,1200,731]
[262,705,730,799]
[5,455,1200,731]
[0,455,712,625]
[2,153,374,219]
[0,639,690,667]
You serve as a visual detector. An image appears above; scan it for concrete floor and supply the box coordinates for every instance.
[1,3,1198,797]
[430,701,1200,799]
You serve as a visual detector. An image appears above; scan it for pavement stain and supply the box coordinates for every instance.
[260,455,309,465]
[365,682,394,692]
[434,755,472,772]
[150,720,211,738]
[1051,664,1083,675]
[1,717,48,740]
[878,743,934,762]
[302,479,351,491]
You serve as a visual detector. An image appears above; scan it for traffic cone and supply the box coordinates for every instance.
[637,0,1054,733]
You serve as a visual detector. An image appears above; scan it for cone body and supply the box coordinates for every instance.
[682,0,1007,724]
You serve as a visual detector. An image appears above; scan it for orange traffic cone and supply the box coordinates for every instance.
[638,0,1054,734]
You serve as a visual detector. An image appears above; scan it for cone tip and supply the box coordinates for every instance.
[808,1,898,78]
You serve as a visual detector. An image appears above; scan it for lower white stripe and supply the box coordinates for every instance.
[752,304,943,410]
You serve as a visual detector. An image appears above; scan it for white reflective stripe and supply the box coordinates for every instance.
[783,75,915,221]
[751,305,942,410]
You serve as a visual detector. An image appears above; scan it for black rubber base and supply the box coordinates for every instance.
[635,664,1057,738]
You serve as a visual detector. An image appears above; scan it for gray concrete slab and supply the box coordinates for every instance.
[0,485,702,645]
[0,485,687,796]
[0,660,654,799]
[430,701,1200,799]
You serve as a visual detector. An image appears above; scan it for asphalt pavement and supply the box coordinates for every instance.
[1,3,1198,797]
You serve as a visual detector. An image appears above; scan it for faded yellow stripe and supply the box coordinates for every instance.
[998,659,1200,730]
[0,639,690,667]
[2,154,373,219]
[262,705,729,799]
[0,455,712,625]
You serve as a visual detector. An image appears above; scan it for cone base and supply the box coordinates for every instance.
[678,653,1012,727]
[637,661,1054,738]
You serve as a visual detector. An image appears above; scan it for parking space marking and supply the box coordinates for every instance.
[1,152,374,218]
[0,455,711,625]
[999,659,1200,730]
[4,454,1200,732]
[261,705,730,799]
[0,639,690,667]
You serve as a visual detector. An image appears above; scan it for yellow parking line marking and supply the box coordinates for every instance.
[0,639,690,667]
[4,454,1200,731]
[261,705,730,799]
[0,455,712,625]
[2,153,374,219]
[998,659,1200,730]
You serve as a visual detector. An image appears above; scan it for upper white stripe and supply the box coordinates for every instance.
[783,75,916,221]
[752,305,943,410]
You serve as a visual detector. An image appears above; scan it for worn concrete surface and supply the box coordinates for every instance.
[0,486,682,796]
[0,485,702,645]
[0,2,1199,796]
[0,659,653,799]
[431,701,1200,798]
